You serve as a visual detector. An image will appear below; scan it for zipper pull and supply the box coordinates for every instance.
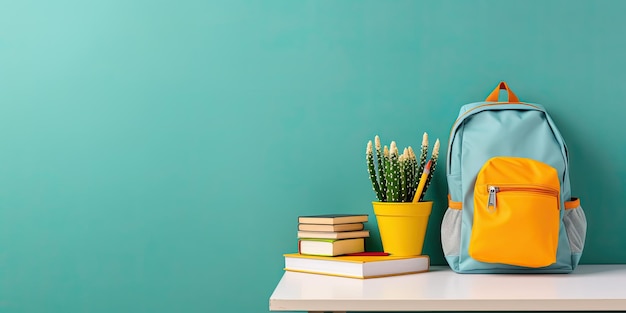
[487,186,498,212]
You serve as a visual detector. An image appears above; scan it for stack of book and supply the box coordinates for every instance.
[286,213,431,279]
[297,214,370,256]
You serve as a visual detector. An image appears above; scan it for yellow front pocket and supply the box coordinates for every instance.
[469,157,561,268]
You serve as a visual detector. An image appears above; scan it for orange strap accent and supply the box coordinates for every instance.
[485,81,520,103]
[448,194,462,210]
[565,198,580,210]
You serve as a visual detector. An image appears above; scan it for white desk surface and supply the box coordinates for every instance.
[269,265,626,312]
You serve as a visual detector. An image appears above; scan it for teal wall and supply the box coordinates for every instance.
[1,1,625,312]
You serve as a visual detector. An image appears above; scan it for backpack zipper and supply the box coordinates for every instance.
[487,186,498,212]
[486,185,559,213]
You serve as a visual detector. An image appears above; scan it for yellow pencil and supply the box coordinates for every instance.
[412,160,432,203]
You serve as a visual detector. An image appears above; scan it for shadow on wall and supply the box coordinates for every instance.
[554,114,624,263]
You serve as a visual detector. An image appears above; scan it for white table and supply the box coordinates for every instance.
[269,265,626,312]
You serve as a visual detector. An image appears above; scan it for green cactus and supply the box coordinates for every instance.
[407,147,418,201]
[420,138,440,201]
[375,136,387,201]
[386,142,400,202]
[417,132,429,180]
[366,141,384,201]
[399,150,407,202]
[383,145,390,190]
[365,134,438,202]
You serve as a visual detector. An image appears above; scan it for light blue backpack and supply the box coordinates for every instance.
[442,82,587,273]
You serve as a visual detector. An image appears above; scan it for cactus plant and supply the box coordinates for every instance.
[375,136,386,201]
[366,141,384,201]
[406,146,418,201]
[399,149,408,202]
[419,139,440,201]
[416,132,429,181]
[386,142,400,202]
[366,134,439,202]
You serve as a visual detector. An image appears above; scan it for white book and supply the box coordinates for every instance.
[284,253,430,279]
[298,238,365,256]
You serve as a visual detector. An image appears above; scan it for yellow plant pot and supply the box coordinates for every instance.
[373,201,433,256]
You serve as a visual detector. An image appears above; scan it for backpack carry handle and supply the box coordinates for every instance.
[486,81,520,103]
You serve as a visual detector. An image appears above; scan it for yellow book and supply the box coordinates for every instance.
[283,253,429,279]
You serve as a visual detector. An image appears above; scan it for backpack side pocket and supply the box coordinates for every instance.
[441,198,462,257]
[563,198,587,255]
